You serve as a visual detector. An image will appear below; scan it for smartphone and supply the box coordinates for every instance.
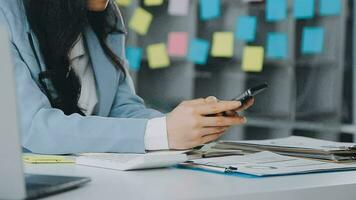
[232,83,269,105]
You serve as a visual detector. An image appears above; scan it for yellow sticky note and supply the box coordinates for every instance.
[23,155,75,164]
[129,7,153,35]
[211,32,234,58]
[242,46,264,72]
[144,0,164,6]
[116,0,132,6]
[147,43,170,69]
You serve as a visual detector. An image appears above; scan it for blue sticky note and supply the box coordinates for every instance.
[267,33,288,59]
[294,0,315,19]
[320,0,341,16]
[126,47,143,71]
[188,39,210,65]
[235,16,257,42]
[199,0,221,21]
[302,27,324,54]
[266,0,287,22]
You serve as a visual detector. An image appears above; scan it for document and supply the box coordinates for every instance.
[230,136,356,151]
[190,151,356,176]
[216,136,356,161]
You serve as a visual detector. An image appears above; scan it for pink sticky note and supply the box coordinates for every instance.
[168,32,188,57]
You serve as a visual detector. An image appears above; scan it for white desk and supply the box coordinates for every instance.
[25,164,356,200]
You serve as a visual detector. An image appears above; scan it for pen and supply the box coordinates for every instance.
[179,162,238,173]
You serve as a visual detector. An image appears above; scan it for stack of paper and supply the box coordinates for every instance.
[214,136,356,162]
[186,151,356,177]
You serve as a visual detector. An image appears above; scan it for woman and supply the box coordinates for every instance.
[0,0,253,154]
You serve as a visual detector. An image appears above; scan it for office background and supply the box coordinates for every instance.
[117,0,355,142]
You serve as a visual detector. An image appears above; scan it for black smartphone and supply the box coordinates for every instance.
[232,82,269,105]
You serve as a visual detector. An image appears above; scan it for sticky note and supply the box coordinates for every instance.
[242,46,264,72]
[147,43,170,69]
[188,39,210,65]
[211,32,234,58]
[144,0,163,6]
[266,0,287,22]
[168,0,190,16]
[294,0,315,19]
[23,155,75,164]
[320,0,341,16]
[129,7,153,35]
[235,16,257,42]
[168,32,189,57]
[267,33,288,59]
[302,27,324,54]
[116,0,132,7]
[126,47,143,71]
[199,0,221,21]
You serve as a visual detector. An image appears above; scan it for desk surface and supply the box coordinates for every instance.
[25,164,356,200]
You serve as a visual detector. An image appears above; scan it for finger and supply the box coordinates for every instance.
[200,116,246,127]
[236,98,255,112]
[223,110,238,117]
[196,101,242,115]
[201,132,224,144]
[181,98,206,106]
[200,126,229,136]
[205,96,219,103]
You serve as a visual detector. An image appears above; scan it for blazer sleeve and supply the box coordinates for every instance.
[108,61,165,119]
[12,43,150,154]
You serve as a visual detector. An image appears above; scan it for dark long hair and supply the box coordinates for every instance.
[25,0,126,115]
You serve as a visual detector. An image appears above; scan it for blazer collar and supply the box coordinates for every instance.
[84,27,119,116]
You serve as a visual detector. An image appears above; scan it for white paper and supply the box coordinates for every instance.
[192,151,356,176]
[226,136,356,151]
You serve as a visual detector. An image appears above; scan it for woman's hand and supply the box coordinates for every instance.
[166,97,252,150]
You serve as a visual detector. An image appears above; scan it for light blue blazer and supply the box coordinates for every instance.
[0,0,164,154]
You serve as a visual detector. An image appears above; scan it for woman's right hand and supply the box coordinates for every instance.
[166,98,248,150]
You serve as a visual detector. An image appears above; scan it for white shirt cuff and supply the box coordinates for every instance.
[144,117,169,150]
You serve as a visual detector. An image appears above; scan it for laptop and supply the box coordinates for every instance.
[0,27,91,199]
